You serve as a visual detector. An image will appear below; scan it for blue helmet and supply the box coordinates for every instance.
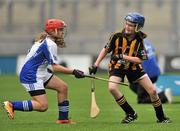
[124,12,145,29]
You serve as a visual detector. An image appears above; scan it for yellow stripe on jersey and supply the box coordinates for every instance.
[114,38,119,55]
[122,37,127,53]
[115,63,121,69]
[128,39,137,56]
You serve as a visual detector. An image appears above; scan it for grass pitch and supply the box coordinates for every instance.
[0,74,180,131]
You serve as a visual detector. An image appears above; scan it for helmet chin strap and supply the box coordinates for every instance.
[135,24,142,32]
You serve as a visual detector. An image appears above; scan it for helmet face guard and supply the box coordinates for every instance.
[124,12,145,32]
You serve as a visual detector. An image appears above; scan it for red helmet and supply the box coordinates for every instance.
[45,19,66,32]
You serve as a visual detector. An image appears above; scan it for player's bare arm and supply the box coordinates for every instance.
[94,48,108,67]
[52,64,73,74]
[52,64,84,78]
[123,55,142,64]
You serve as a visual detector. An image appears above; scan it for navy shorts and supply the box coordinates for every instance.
[109,68,146,83]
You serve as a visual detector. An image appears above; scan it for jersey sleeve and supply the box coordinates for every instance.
[48,43,58,64]
[104,33,117,53]
[43,40,58,65]
[137,41,148,60]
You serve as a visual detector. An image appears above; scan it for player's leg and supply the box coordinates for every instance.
[46,75,74,124]
[149,77,168,103]
[154,84,172,104]
[31,95,48,111]
[3,83,48,119]
[129,83,138,94]
[137,84,151,103]
[137,76,168,104]
[158,91,168,103]
[138,75,171,123]
[108,75,137,124]
[130,83,151,103]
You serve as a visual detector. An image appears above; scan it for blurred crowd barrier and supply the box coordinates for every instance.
[0,54,180,75]
[0,0,180,56]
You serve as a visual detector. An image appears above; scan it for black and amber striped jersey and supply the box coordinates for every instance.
[105,30,148,71]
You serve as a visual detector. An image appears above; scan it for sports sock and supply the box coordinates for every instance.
[12,100,33,111]
[58,100,69,120]
[152,98,165,120]
[116,95,135,115]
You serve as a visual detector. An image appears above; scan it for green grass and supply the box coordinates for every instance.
[0,74,180,131]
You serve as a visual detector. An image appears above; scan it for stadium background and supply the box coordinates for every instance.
[0,1,180,130]
[0,0,179,93]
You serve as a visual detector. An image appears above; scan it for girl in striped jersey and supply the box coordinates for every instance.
[89,12,171,123]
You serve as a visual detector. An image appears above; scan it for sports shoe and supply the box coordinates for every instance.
[121,113,138,124]
[56,120,76,124]
[157,117,172,123]
[165,88,173,104]
[3,101,14,119]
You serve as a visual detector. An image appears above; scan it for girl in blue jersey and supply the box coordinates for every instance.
[3,19,85,124]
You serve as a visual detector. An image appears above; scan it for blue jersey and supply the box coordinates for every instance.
[142,39,161,78]
[20,37,58,84]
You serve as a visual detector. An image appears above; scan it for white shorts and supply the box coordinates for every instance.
[21,71,53,92]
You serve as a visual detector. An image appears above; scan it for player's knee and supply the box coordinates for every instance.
[60,84,68,94]
[39,103,48,112]
[148,88,157,96]
[108,86,116,92]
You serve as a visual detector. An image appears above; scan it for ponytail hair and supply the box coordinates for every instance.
[34,32,66,48]
[34,32,47,43]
